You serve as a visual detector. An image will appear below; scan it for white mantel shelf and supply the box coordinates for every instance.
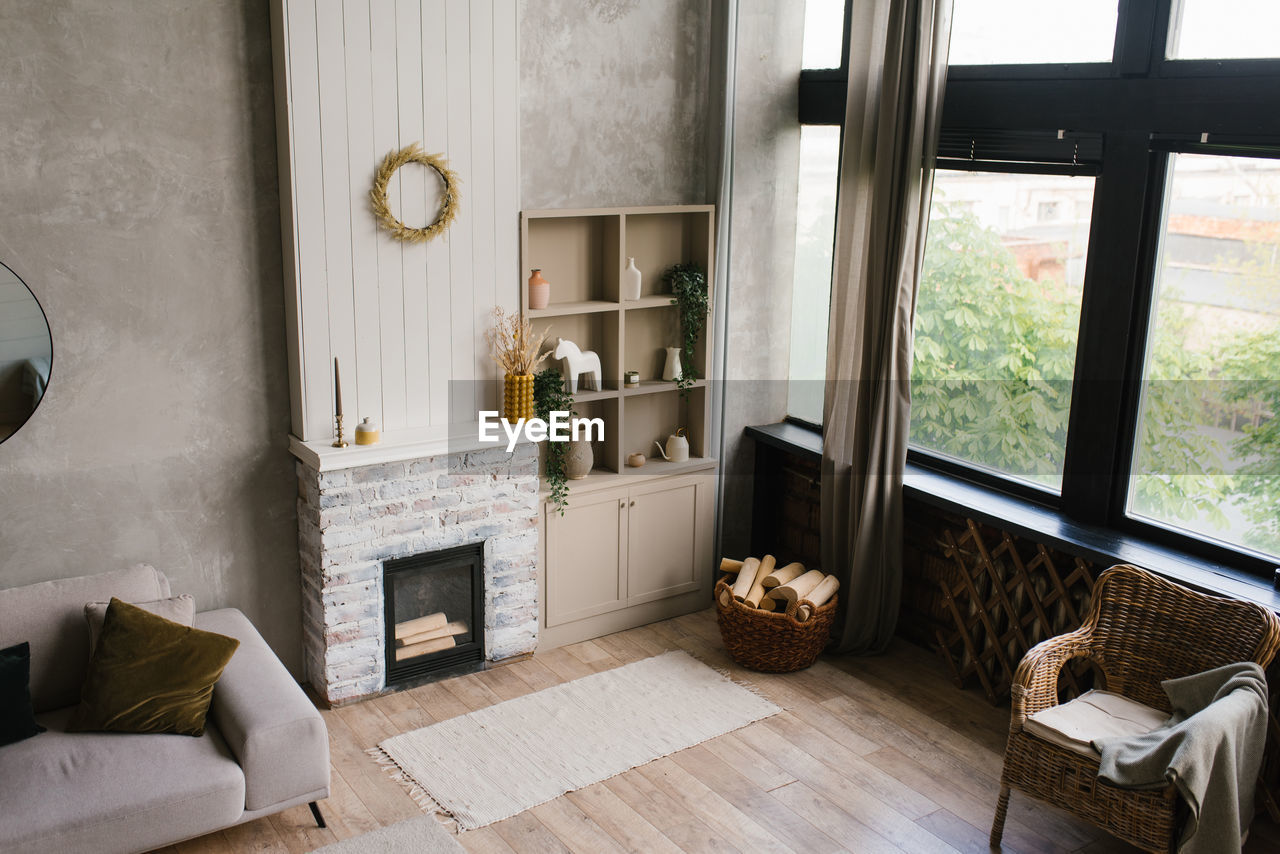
[289,422,532,472]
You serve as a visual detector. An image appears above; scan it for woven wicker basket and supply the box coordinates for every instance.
[714,578,837,672]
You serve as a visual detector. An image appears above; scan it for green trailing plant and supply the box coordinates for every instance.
[664,263,708,395]
[534,367,574,514]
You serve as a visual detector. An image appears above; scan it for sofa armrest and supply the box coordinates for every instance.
[195,609,330,812]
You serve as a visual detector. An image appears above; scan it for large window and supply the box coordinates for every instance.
[911,171,1094,492]
[787,126,839,425]
[1167,0,1280,60]
[792,0,1280,573]
[948,0,1119,66]
[1129,154,1280,559]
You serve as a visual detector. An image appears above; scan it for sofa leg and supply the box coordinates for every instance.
[308,801,327,829]
[990,785,1010,848]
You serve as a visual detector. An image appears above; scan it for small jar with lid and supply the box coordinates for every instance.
[354,417,381,445]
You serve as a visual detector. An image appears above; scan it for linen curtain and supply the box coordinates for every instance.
[820,0,952,654]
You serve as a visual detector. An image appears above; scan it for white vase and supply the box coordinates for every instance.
[621,257,642,301]
[662,347,683,382]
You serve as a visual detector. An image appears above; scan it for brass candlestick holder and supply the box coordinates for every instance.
[333,414,349,448]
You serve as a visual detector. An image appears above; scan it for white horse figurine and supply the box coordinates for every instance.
[554,338,602,394]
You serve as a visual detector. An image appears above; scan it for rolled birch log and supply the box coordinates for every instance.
[762,562,805,589]
[394,634,455,661]
[795,575,840,622]
[394,612,447,640]
[744,555,776,608]
[758,595,777,612]
[730,557,760,600]
[769,570,826,607]
[719,557,745,574]
[397,620,469,647]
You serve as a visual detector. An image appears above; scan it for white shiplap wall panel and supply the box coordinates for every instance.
[395,0,432,427]
[343,0,384,425]
[469,1,498,415]
[443,0,476,424]
[492,3,520,324]
[315,1,358,426]
[422,0,453,426]
[273,0,518,442]
[283,1,332,440]
[369,0,408,433]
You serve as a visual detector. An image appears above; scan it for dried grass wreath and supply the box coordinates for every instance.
[369,143,459,244]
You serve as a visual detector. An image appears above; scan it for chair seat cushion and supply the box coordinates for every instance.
[0,707,245,854]
[1025,689,1168,758]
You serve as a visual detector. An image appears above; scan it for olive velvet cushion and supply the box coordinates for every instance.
[0,642,45,746]
[84,593,195,654]
[67,598,239,737]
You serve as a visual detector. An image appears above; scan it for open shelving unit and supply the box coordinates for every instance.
[520,205,716,482]
[522,205,719,650]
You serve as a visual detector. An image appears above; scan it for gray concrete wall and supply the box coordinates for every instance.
[519,0,803,561]
[520,0,713,209]
[0,0,301,672]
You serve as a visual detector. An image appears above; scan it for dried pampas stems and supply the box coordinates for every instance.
[370,143,459,244]
[486,307,552,376]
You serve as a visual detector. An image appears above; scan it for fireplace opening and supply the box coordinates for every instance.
[383,543,485,685]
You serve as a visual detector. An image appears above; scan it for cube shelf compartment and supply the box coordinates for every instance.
[521,205,716,480]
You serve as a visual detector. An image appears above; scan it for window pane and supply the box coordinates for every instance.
[802,0,844,70]
[910,171,1095,491]
[786,126,839,424]
[1128,154,1280,561]
[1168,0,1280,60]
[949,0,1117,66]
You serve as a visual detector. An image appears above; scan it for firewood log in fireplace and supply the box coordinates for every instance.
[394,612,448,640]
[397,620,470,647]
[395,634,457,661]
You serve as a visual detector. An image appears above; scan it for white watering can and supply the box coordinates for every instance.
[654,428,690,463]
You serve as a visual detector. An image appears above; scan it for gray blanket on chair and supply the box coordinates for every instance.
[1092,662,1269,854]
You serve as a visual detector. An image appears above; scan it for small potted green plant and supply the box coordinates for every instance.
[663,263,708,395]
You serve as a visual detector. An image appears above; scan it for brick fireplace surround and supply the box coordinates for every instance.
[295,443,539,705]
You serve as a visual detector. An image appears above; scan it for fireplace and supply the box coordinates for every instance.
[384,543,486,685]
[295,444,538,705]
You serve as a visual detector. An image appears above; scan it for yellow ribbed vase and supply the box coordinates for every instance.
[503,373,534,422]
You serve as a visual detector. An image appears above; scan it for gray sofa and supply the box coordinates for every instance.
[0,566,330,853]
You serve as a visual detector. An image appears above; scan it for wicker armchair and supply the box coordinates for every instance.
[991,564,1280,853]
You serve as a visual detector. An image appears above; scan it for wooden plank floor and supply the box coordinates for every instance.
[158,608,1280,853]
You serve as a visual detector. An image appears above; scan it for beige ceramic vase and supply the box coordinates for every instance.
[528,269,550,310]
[565,421,594,480]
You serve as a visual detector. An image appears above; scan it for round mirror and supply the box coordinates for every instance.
[0,262,52,443]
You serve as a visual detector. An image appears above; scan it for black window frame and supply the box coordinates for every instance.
[797,0,1280,579]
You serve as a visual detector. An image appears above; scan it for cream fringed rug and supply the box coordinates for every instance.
[370,650,781,830]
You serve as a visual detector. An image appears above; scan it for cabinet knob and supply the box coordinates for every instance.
[630,500,636,506]
[619,500,626,509]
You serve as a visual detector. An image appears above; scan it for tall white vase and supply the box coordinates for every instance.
[621,257,642,301]
[662,347,683,382]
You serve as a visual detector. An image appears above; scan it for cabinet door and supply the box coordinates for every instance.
[544,486,628,627]
[625,476,705,605]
